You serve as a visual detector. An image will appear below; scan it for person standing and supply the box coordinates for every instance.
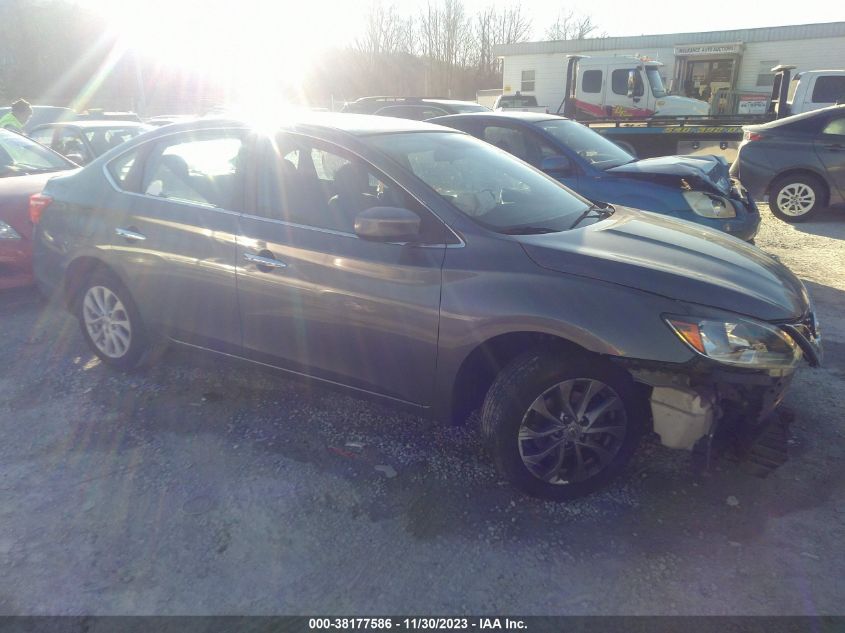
[0,99,33,132]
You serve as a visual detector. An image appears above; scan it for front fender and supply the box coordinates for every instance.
[432,236,696,419]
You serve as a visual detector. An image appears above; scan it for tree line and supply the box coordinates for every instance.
[0,0,603,113]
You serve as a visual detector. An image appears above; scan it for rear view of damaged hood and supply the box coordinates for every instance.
[520,207,808,321]
[607,155,732,194]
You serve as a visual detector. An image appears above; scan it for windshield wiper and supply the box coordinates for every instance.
[500,226,561,235]
[568,203,615,230]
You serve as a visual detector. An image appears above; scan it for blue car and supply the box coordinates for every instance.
[430,112,760,242]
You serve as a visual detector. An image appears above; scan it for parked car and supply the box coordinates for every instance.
[0,129,76,289]
[145,115,196,127]
[0,105,75,134]
[32,115,820,500]
[29,121,151,165]
[732,104,845,222]
[75,109,143,123]
[341,97,488,120]
[493,93,548,113]
[432,111,760,241]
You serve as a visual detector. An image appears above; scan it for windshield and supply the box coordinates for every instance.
[364,131,590,232]
[536,119,633,169]
[0,129,72,176]
[645,67,667,98]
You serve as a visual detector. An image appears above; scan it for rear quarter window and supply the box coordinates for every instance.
[811,76,845,103]
[107,149,141,190]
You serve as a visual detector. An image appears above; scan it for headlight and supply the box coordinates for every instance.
[682,191,736,218]
[665,315,801,368]
[0,220,22,240]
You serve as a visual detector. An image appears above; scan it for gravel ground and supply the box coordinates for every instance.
[0,205,843,615]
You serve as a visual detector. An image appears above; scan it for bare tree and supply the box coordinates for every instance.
[545,10,603,40]
[356,2,405,57]
[496,3,533,45]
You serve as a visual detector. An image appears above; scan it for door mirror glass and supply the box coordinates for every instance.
[354,206,421,242]
[540,155,573,175]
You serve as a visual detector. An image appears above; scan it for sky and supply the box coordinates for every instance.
[78,0,843,49]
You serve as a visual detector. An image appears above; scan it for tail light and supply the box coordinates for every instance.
[29,193,53,224]
[743,131,764,142]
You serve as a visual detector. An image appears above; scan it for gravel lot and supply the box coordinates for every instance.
[1,206,843,615]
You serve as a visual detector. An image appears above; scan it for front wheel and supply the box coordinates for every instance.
[481,350,644,500]
[75,271,148,370]
[769,174,825,222]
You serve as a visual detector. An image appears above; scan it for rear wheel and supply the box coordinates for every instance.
[481,349,644,500]
[75,271,148,370]
[769,174,825,222]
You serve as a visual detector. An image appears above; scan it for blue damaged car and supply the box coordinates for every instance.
[431,111,760,242]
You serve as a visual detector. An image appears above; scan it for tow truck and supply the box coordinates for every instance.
[554,57,845,159]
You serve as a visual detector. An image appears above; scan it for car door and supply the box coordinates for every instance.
[105,128,246,351]
[235,133,447,405]
[814,114,845,199]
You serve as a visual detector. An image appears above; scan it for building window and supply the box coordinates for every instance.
[756,61,778,87]
[521,70,535,92]
[582,70,602,93]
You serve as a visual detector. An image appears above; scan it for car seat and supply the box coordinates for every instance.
[327,163,378,232]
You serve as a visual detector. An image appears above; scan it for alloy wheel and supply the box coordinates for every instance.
[775,183,816,217]
[82,285,132,359]
[518,378,627,485]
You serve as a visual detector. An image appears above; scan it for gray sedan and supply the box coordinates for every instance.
[732,104,845,222]
[32,114,820,500]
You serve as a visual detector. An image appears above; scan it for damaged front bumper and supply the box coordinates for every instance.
[616,312,821,460]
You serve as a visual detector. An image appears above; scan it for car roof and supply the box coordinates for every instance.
[135,113,457,138]
[751,104,845,131]
[32,120,149,130]
[431,111,563,124]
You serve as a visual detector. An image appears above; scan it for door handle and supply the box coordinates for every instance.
[244,251,287,271]
[115,227,146,242]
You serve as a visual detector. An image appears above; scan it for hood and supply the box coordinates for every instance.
[520,207,808,322]
[607,154,731,194]
[653,95,710,116]
[0,172,62,240]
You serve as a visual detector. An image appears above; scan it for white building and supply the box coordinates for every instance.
[494,21,845,113]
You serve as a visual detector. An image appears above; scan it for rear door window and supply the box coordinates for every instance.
[811,76,845,103]
[141,132,246,210]
[481,125,559,168]
[821,117,845,136]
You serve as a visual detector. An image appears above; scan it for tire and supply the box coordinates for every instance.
[769,173,825,223]
[74,270,148,371]
[481,349,644,500]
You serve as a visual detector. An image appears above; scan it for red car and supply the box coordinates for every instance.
[0,129,76,289]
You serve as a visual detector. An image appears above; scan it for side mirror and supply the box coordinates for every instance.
[540,155,573,175]
[354,207,421,243]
